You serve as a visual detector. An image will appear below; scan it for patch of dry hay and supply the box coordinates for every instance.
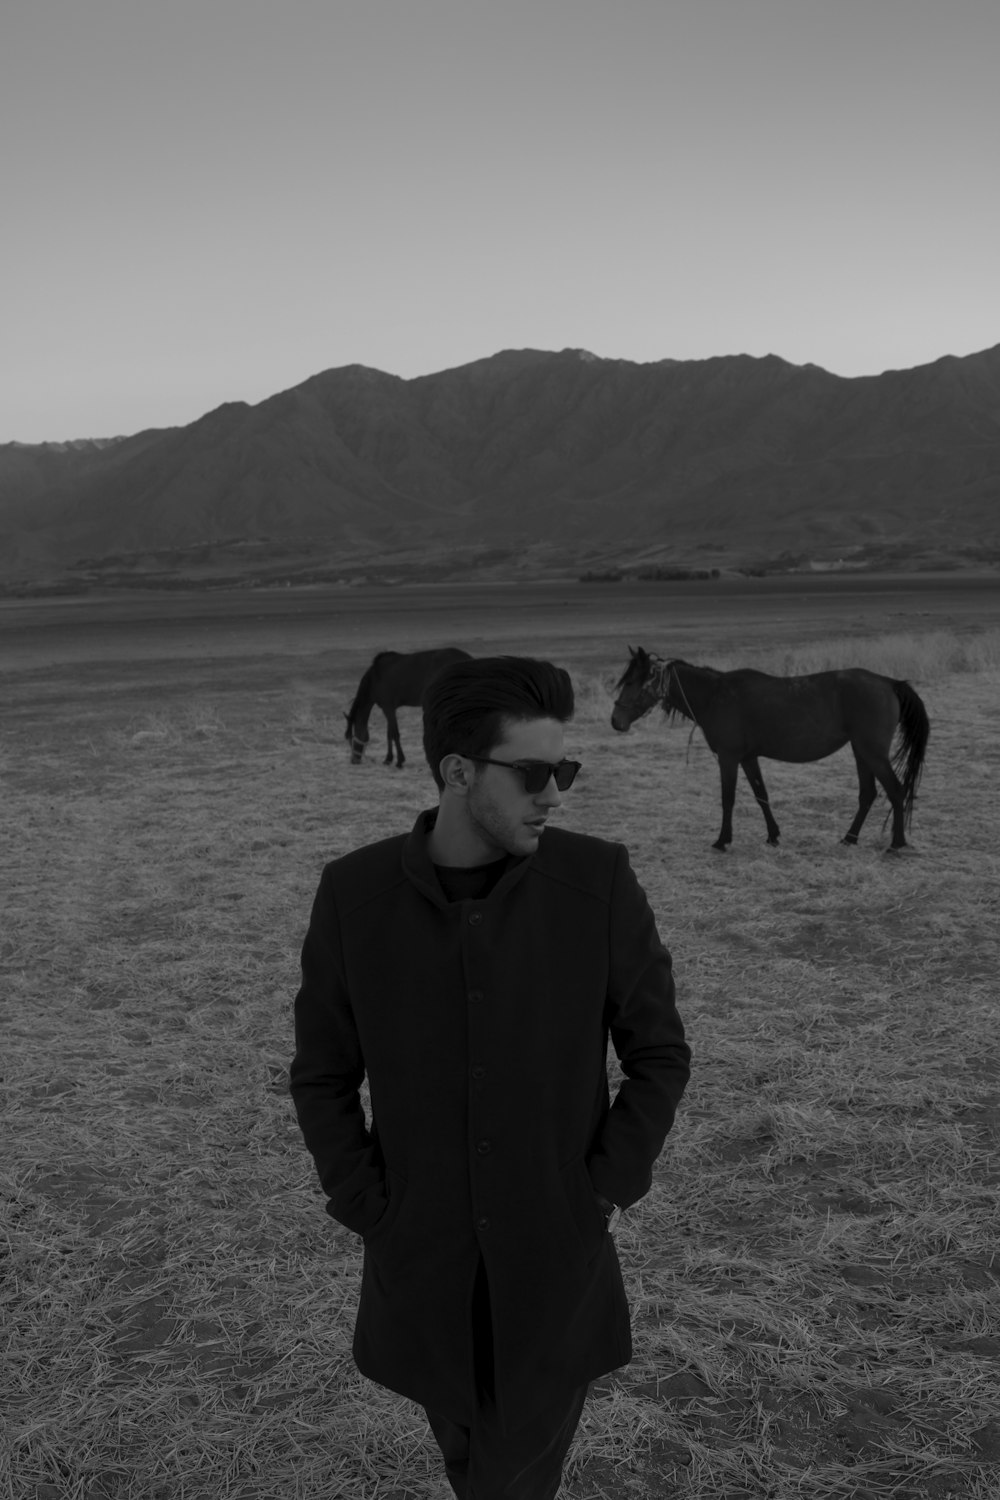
[722,627,1000,682]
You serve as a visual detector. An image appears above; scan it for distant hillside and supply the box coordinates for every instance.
[2,345,999,590]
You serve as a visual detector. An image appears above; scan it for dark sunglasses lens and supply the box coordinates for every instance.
[519,761,580,792]
[519,765,550,794]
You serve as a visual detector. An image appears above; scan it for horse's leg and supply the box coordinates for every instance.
[384,709,405,768]
[713,755,739,850]
[741,755,780,845]
[842,747,877,845]
[847,746,908,849]
[872,756,907,850]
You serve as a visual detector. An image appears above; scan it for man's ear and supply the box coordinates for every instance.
[439,753,472,793]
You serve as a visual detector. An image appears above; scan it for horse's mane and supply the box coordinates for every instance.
[667,657,723,675]
[660,661,691,726]
[660,658,723,725]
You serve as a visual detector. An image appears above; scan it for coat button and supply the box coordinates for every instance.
[468,911,483,926]
[471,1065,486,1080]
[476,1216,490,1230]
[476,1139,492,1154]
[467,989,484,1004]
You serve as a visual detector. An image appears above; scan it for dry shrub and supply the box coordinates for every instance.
[726,627,1000,682]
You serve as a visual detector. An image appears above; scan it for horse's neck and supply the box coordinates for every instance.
[666,662,710,718]
[347,680,374,733]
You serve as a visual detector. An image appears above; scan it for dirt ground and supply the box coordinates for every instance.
[2,575,999,1499]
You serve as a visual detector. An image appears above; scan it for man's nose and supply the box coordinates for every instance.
[537,775,562,807]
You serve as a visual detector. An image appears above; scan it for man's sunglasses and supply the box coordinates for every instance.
[467,757,582,794]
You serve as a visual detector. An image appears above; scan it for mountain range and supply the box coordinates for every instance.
[2,344,999,591]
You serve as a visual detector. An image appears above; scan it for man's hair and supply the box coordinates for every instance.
[422,656,575,790]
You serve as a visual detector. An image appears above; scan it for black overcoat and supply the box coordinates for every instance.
[289,809,690,1431]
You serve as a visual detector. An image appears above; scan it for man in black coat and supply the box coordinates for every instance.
[290,656,690,1499]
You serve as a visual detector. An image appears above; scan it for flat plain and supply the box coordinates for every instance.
[2,574,999,1500]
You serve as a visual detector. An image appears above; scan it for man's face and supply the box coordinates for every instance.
[464,716,568,859]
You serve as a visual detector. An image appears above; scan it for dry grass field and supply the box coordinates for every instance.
[2,581,999,1500]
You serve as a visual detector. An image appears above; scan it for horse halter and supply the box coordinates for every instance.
[634,653,676,714]
[646,655,673,705]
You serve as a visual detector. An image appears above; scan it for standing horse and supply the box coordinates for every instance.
[611,646,929,851]
[346,647,472,767]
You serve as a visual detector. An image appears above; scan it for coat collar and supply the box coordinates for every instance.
[402,808,534,910]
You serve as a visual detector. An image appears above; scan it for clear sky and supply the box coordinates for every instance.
[3,0,998,443]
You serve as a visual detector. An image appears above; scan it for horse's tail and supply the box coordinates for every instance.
[891,679,930,828]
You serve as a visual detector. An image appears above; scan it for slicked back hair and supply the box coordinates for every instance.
[422,656,575,790]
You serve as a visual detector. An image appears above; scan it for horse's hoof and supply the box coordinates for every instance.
[767,837,780,847]
[711,842,729,853]
[841,835,858,846]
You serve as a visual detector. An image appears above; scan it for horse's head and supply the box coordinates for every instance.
[344,711,370,764]
[610,646,668,731]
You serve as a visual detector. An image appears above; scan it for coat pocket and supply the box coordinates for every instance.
[559,1155,607,1261]
[363,1168,407,1255]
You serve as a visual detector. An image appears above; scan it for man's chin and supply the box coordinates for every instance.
[518,822,546,852]
[478,822,546,859]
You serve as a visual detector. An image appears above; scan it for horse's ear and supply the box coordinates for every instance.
[627,644,635,658]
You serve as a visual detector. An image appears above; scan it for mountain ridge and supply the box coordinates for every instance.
[2,345,998,589]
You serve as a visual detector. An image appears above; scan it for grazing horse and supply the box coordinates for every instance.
[610,646,929,851]
[346,647,472,767]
